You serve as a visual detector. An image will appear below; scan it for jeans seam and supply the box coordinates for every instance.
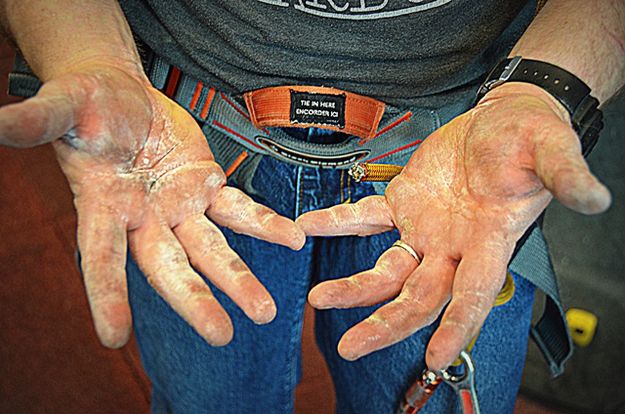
[295,165,304,217]
[281,257,311,413]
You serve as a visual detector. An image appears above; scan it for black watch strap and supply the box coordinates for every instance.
[476,57,603,157]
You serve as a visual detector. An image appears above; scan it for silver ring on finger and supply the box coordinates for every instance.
[391,240,422,265]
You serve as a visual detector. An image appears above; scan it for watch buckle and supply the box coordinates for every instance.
[500,56,523,81]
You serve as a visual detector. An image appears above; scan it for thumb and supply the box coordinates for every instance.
[534,122,611,215]
[0,78,83,148]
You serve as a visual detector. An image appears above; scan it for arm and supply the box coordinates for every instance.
[298,0,625,371]
[511,0,625,104]
[0,0,143,81]
[0,0,304,348]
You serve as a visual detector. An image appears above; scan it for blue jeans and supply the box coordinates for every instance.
[126,127,536,413]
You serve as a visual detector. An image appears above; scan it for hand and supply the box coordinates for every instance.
[296,82,610,371]
[0,61,305,348]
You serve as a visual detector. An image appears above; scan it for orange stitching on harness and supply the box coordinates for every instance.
[221,92,251,120]
[225,151,249,177]
[212,120,265,151]
[189,82,203,111]
[165,67,181,98]
[201,88,216,119]
[374,111,412,138]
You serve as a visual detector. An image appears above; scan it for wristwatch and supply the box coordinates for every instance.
[475,56,603,157]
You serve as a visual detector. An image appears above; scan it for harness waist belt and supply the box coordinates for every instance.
[244,85,386,142]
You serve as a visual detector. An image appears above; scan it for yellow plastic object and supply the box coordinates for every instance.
[494,272,516,307]
[566,308,598,347]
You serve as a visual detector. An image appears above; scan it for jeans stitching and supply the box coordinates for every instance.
[295,165,304,217]
[281,252,312,413]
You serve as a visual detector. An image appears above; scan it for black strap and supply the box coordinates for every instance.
[476,57,603,156]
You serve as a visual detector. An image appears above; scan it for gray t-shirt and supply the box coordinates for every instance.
[119,0,535,105]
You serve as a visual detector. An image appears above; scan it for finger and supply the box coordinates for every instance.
[308,245,419,309]
[0,79,81,147]
[174,215,277,324]
[129,213,233,346]
[337,257,456,361]
[425,240,512,371]
[296,195,394,236]
[207,186,305,250]
[534,123,611,214]
[77,206,131,348]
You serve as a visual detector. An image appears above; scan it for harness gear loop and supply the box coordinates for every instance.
[397,273,517,413]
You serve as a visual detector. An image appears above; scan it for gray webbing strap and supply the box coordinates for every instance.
[510,227,573,376]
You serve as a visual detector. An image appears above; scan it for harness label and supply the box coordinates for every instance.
[290,91,346,128]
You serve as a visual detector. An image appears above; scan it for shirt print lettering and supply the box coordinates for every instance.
[255,0,452,20]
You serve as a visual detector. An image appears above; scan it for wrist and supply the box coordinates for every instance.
[38,50,148,84]
[477,81,571,125]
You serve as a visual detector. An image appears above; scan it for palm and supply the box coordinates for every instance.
[0,65,305,348]
[54,73,221,231]
[297,84,610,370]
[388,97,556,259]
